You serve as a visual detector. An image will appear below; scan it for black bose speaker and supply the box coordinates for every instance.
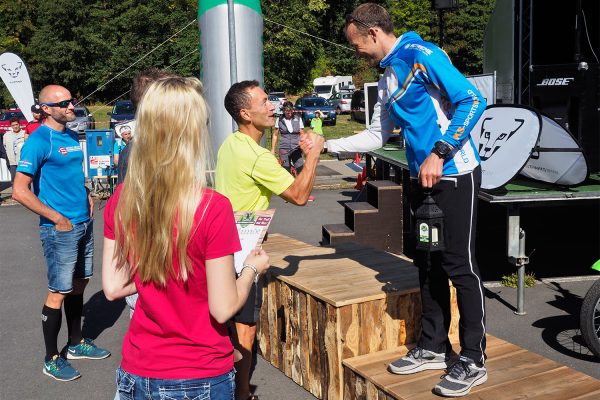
[531,0,599,65]
[530,63,600,173]
[432,0,459,11]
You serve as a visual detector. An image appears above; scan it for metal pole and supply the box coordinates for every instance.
[507,206,528,315]
[227,0,238,131]
[517,0,523,104]
[516,228,527,315]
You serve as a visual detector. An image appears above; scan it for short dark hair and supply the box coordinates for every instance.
[9,117,19,124]
[347,3,394,35]
[131,68,176,110]
[224,80,260,124]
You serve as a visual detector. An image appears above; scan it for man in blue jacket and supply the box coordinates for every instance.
[324,3,487,397]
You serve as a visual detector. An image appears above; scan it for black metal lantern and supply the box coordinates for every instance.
[415,191,445,252]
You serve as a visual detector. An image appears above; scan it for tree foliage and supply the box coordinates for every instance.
[0,0,494,106]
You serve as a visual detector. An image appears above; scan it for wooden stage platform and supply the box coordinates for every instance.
[344,335,600,399]
[259,234,600,400]
[259,234,457,400]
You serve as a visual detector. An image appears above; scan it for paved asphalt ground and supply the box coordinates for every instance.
[1,160,598,399]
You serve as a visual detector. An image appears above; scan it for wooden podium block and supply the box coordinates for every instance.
[342,335,600,399]
[258,234,459,400]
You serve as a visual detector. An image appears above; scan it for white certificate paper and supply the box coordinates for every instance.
[233,209,275,274]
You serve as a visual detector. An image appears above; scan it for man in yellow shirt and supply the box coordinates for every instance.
[215,80,323,400]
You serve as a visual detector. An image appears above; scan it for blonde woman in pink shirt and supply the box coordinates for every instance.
[102,77,269,400]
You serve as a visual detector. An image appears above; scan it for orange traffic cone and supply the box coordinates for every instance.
[354,152,361,165]
[355,173,363,190]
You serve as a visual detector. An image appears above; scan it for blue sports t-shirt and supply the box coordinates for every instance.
[17,124,89,226]
[113,138,125,155]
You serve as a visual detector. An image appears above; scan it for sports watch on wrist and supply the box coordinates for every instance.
[432,141,452,159]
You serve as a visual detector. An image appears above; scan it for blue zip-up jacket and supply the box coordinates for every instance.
[328,32,486,176]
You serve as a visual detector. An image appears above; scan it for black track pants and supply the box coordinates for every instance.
[412,166,486,365]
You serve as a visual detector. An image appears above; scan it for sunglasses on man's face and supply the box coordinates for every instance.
[43,98,78,108]
[345,14,372,29]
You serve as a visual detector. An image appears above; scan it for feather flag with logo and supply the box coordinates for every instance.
[0,52,35,122]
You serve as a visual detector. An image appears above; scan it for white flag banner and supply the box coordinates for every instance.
[473,105,588,190]
[471,105,541,190]
[0,52,35,122]
[520,114,588,185]
[466,72,496,105]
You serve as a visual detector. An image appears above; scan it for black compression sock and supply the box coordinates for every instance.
[42,305,62,360]
[64,294,84,345]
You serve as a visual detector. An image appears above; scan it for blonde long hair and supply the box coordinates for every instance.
[114,77,213,285]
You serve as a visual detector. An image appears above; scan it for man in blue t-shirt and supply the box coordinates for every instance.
[13,85,110,382]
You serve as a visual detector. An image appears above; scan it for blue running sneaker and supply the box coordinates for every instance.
[66,338,111,360]
[43,355,81,381]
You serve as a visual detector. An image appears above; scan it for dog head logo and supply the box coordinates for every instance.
[477,118,524,161]
[1,62,23,79]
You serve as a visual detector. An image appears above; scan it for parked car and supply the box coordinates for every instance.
[269,91,287,103]
[108,100,135,129]
[67,105,95,133]
[268,94,283,116]
[0,108,28,132]
[350,89,366,123]
[294,96,337,126]
[328,91,353,114]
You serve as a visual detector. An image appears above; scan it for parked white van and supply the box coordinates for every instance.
[313,76,354,99]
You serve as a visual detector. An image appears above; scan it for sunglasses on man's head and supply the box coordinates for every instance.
[42,98,78,108]
[345,14,372,29]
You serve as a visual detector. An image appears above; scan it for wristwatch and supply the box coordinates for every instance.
[432,141,452,159]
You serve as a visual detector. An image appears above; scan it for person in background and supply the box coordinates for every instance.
[320,3,487,397]
[0,134,11,199]
[113,125,132,167]
[216,80,323,400]
[3,117,25,186]
[13,85,110,382]
[310,110,324,136]
[271,101,305,176]
[103,76,270,400]
[25,103,44,140]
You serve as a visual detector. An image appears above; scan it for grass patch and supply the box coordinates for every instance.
[500,272,537,288]
[87,103,112,129]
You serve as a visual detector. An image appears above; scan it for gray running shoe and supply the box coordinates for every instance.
[434,356,487,397]
[388,346,450,375]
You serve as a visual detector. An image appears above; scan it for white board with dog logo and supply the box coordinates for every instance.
[472,105,541,190]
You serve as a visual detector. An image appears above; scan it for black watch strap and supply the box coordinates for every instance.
[432,141,452,159]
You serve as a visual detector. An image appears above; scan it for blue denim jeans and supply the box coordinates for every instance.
[116,367,236,400]
[39,219,94,293]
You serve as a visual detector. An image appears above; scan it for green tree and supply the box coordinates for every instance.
[262,0,325,94]
[0,0,496,106]
[433,0,496,74]
[0,0,41,106]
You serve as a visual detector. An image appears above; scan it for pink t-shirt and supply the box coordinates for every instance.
[104,185,241,379]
